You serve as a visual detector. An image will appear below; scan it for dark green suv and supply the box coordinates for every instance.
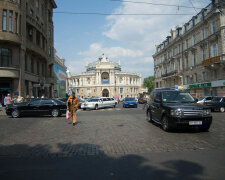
[146,89,212,132]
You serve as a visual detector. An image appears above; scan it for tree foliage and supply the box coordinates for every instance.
[143,76,155,94]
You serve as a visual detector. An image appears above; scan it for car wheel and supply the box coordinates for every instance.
[95,104,98,110]
[83,108,86,111]
[51,109,59,117]
[146,109,152,122]
[162,116,171,132]
[11,109,20,118]
[220,107,225,113]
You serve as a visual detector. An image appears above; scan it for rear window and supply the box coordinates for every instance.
[29,99,41,105]
[41,99,54,105]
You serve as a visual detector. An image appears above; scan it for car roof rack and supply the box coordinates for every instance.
[154,87,176,91]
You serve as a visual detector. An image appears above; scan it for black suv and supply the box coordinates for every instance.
[146,89,212,132]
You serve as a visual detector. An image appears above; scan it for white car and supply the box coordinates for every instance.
[197,96,213,105]
[81,97,117,110]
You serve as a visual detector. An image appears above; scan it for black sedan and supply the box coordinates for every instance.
[6,98,67,118]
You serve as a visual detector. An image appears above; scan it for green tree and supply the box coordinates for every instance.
[143,76,155,94]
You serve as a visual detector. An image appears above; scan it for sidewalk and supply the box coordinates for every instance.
[0,107,6,116]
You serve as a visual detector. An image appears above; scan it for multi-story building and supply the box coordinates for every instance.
[67,54,142,98]
[153,0,225,98]
[53,49,67,98]
[0,0,57,103]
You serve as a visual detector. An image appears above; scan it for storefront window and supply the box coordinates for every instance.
[0,48,12,67]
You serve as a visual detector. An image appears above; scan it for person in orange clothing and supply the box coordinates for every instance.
[67,91,79,126]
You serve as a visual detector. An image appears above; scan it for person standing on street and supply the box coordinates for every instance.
[67,91,79,126]
[5,94,11,107]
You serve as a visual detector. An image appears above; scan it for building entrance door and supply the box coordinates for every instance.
[102,89,109,97]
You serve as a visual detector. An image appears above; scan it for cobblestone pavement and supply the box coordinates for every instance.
[0,104,225,158]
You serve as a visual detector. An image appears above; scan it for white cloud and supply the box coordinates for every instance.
[72,0,210,79]
[66,59,86,75]
[100,0,210,78]
[78,43,143,59]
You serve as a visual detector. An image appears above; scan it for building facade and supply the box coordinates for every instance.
[153,0,225,98]
[0,0,57,103]
[67,54,142,98]
[53,49,67,98]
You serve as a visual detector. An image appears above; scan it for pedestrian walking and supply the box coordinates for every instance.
[67,91,79,126]
[5,94,11,107]
[12,95,17,104]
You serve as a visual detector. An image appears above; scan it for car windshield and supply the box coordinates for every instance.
[162,91,195,103]
[125,97,135,101]
[88,99,99,102]
[212,97,221,102]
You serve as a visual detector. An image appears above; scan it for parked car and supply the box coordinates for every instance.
[146,89,212,132]
[204,97,225,112]
[6,98,67,118]
[81,97,117,110]
[123,97,138,108]
[197,96,213,105]
[78,99,85,109]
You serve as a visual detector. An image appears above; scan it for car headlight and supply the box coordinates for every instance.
[171,109,183,116]
[203,109,211,116]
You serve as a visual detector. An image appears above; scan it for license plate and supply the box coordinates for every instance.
[130,104,133,105]
[189,121,202,125]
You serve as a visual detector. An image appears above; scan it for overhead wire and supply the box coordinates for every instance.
[53,11,194,16]
[110,0,203,9]
[188,0,198,13]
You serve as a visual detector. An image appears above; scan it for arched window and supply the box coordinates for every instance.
[0,48,12,67]
[101,72,109,84]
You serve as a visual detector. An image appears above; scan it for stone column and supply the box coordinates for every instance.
[220,9,225,60]
[19,45,26,97]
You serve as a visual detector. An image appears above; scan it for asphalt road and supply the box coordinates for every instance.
[0,104,225,180]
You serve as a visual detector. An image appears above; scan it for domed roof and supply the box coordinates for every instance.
[86,54,121,72]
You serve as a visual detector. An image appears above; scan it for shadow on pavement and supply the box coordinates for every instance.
[0,143,204,180]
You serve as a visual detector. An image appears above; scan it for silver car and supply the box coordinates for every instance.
[81,97,117,110]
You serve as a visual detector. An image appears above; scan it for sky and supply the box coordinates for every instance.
[53,0,211,81]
